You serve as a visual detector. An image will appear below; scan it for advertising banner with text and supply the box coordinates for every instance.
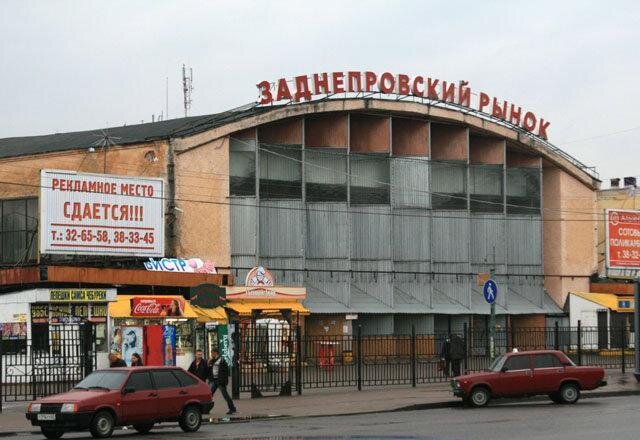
[40,170,164,257]
[606,209,640,270]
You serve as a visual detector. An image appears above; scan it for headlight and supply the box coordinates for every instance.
[61,403,77,413]
[29,403,41,413]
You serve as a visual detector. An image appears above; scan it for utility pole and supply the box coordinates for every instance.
[489,246,497,361]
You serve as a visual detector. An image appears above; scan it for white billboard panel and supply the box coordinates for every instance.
[40,170,164,257]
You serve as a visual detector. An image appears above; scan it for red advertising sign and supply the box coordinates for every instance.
[606,209,640,270]
[130,297,185,317]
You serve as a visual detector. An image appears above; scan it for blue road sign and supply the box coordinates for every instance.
[483,279,498,304]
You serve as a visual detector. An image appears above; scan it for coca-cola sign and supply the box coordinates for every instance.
[130,297,185,317]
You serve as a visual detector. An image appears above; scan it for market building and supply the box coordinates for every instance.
[0,71,601,351]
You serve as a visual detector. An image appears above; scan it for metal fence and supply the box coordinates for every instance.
[0,323,96,411]
[234,322,636,397]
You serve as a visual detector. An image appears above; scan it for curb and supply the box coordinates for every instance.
[1,389,639,436]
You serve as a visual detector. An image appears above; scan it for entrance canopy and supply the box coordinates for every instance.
[225,300,309,316]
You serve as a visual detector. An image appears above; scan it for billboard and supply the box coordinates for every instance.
[130,297,185,317]
[40,170,164,257]
[605,209,640,270]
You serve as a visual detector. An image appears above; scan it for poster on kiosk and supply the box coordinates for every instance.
[163,325,176,366]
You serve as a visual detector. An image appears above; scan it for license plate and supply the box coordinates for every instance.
[37,413,56,421]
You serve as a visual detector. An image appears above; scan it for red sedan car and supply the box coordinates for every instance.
[26,367,213,439]
[451,350,607,407]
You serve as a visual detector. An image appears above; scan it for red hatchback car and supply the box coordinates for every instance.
[26,367,213,439]
[451,350,607,407]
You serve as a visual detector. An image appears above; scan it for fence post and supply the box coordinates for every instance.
[621,323,626,374]
[577,320,583,366]
[82,322,94,379]
[231,326,240,400]
[510,322,516,351]
[463,322,468,373]
[295,325,302,395]
[411,326,416,387]
[554,321,559,351]
[357,325,362,391]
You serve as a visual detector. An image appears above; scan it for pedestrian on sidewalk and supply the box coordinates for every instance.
[109,352,126,368]
[130,352,144,367]
[188,349,209,382]
[440,336,452,377]
[449,335,465,377]
[209,348,236,415]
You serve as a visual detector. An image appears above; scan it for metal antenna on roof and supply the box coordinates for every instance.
[182,64,193,117]
[92,130,121,173]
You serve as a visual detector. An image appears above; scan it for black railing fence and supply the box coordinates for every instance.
[0,323,96,411]
[234,322,636,398]
[2,322,634,405]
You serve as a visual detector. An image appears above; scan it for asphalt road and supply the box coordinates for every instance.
[15,395,640,440]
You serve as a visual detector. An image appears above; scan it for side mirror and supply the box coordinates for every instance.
[123,387,135,395]
[561,361,572,367]
[500,366,509,373]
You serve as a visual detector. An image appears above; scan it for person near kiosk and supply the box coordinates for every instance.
[188,349,209,382]
[208,348,236,415]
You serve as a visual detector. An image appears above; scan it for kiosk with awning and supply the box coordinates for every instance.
[225,266,309,397]
[109,294,225,369]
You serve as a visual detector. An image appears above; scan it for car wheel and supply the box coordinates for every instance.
[179,405,202,432]
[559,383,580,404]
[469,387,491,407]
[548,392,563,404]
[40,428,64,439]
[133,423,154,434]
[89,410,115,438]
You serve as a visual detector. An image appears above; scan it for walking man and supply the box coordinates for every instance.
[188,349,209,382]
[449,334,465,377]
[209,348,236,415]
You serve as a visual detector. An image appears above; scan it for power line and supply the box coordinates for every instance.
[0,179,614,223]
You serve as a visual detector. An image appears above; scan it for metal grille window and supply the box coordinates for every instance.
[230,137,256,196]
[0,198,37,265]
[259,144,302,199]
[305,148,348,202]
[431,161,467,210]
[470,164,503,213]
[350,154,390,205]
[506,168,541,214]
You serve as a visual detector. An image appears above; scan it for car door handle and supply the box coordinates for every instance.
[148,392,158,397]
[179,390,188,395]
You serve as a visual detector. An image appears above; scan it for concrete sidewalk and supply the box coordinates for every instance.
[1,370,639,435]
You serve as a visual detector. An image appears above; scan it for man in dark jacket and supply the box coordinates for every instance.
[109,352,127,368]
[188,349,209,382]
[449,334,465,377]
[209,348,236,415]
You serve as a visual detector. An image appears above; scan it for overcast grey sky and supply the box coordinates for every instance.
[1,1,638,182]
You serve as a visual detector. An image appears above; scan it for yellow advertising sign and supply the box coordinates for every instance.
[49,289,108,302]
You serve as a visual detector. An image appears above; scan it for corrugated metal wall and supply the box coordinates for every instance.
[392,209,431,261]
[228,135,546,324]
[432,211,470,263]
[391,157,430,208]
[259,200,304,257]
[394,314,434,335]
[350,206,392,260]
[230,197,257,256]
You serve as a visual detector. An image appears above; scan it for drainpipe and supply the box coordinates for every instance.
[166,140,177,257]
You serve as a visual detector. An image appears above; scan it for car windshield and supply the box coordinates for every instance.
[74,370,128,391]
[488,354,507,372]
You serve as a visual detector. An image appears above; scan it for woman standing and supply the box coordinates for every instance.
[130,352,144,367]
